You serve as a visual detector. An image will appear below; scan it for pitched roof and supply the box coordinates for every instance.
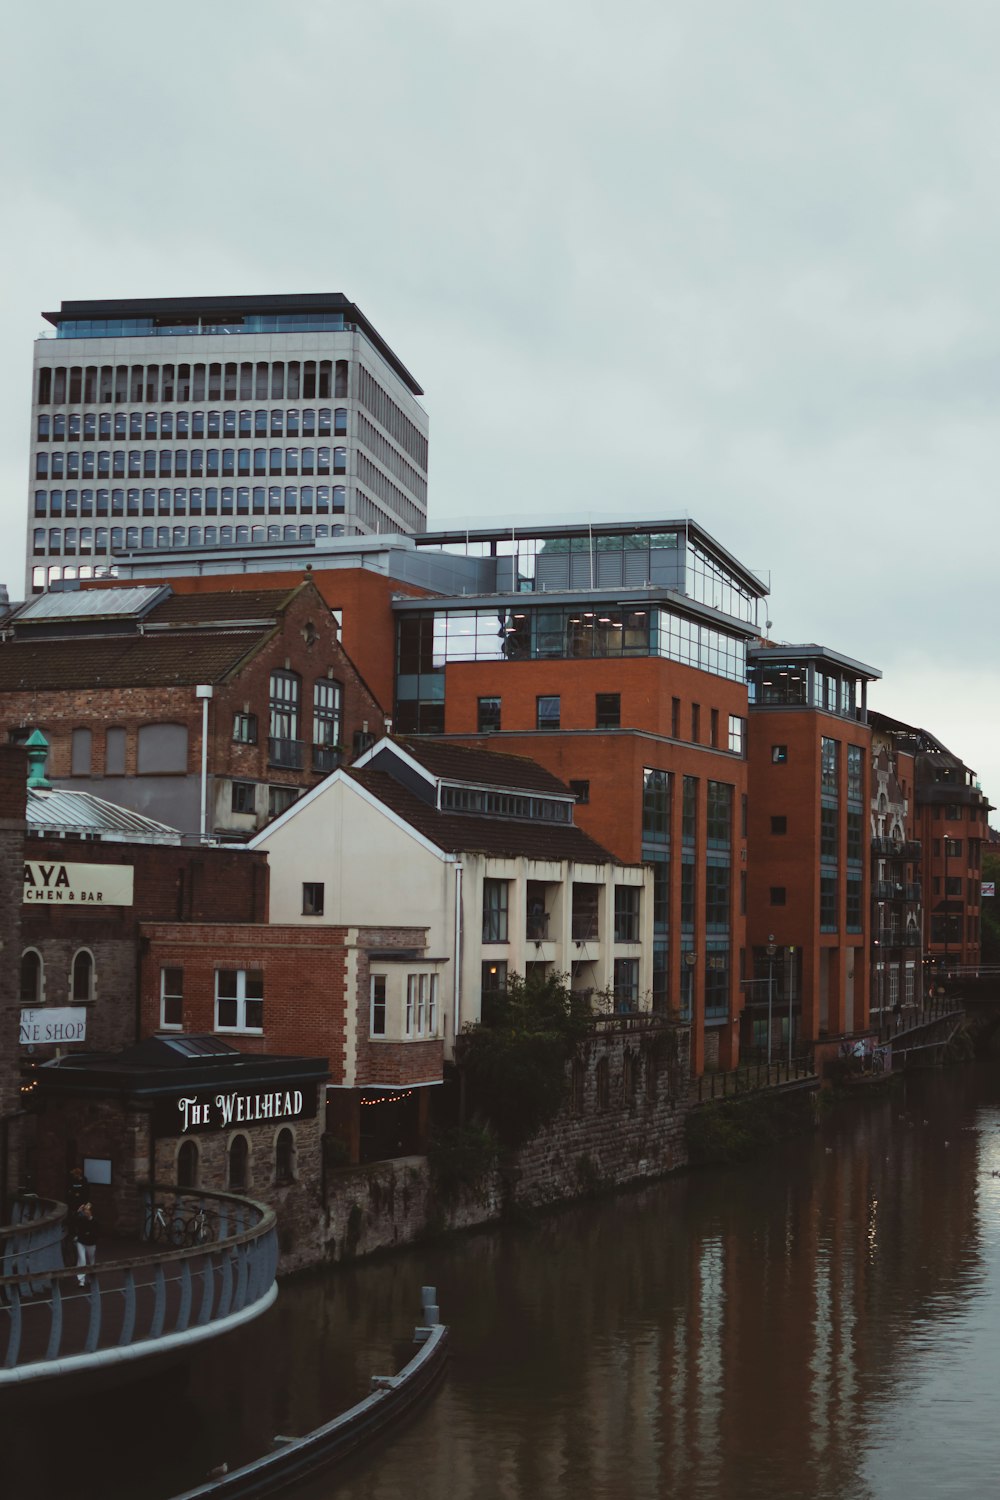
[348,768,618,863]
[0,630,265,691]
[394,737,573,796]
[146,589,295,625]
[27,787,181,842]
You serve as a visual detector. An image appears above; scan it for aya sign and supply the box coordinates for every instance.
[23,861,134,906]
[20,1007,87,1045]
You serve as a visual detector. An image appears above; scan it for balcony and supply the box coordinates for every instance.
[312,743,343,774]
[0,1186,277,1386]
[269,736,304,769]
[871,837,921,860]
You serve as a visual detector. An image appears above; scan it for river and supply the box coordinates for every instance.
[15,1063,1000,1500]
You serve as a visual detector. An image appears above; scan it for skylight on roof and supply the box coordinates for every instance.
[15,587,168,625]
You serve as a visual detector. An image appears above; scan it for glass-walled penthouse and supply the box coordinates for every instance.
[747,646,881,723]
[415,521,766,627]
[396,599,753,732]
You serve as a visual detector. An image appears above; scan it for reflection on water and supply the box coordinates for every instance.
[14,1065,1000,1500]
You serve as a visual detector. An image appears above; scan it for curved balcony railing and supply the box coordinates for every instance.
[0,1185,277,1386]
[1,1196,68,1289]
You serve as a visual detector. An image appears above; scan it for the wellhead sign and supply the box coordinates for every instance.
[23,861,134,906]
[153,1085,317,1136]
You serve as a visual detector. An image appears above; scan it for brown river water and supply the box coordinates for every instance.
[14,1062,1000,1500]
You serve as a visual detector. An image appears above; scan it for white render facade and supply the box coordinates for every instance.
[251,761,655,1061]
[26,294,428,594]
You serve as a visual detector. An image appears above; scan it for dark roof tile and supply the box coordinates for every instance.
[395,737,573,796]
[148,589,295,625]
[0,630,265,690]
[349,768,618,862]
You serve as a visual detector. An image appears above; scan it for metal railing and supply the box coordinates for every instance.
[312,743,342,774]
[268,736,304,769]
[0,1186,277,1383]
[1,1197,67,1289]
[696,1055,815,1103]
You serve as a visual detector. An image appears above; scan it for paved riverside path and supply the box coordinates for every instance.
[3,1236,224,1373]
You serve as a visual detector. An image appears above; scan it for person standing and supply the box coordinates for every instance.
[74,1201,97,1286]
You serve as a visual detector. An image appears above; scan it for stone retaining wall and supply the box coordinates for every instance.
[320,1026,692,1264]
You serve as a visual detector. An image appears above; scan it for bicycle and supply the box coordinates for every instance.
[144,1199,185,1247]
[180,1205,218,1247]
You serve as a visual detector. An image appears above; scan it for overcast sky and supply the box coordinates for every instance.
[1,0,996,805]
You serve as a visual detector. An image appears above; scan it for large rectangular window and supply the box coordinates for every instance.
[706,782,732,847]
[536,695,560,730]
[821,804,838,864]
[478,696,501,733]
[613,958,639,1011]
[215,969,264,1032]
[706,864,730,930]
[482,878,509,943]
[269,670,301,767]
[405,974,439,1037]
[313,677,342,770]
[821,737,839,794]
[820,877,837,932]
[596,693,620,728]
[846,878,863,933]
[642,768,671,846]
[847,743,863,802]
[614,886,640,943]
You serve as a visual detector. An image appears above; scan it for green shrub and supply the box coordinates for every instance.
[427,1124,498,1202]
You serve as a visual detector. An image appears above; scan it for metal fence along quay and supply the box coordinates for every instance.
[0,1185,278,1385]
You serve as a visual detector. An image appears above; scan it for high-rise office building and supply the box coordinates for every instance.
[26,293,428,593]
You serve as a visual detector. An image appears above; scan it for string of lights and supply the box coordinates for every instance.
[360,1089,414,1107]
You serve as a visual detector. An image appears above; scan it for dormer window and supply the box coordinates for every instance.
[439,785,572,823]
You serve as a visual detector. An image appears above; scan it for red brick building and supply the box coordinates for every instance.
[138,921,447,1163]
[870,712,991,976]
[0,578,385,840]
[745,644,879,1053]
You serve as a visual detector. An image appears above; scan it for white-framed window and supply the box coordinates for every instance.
[370,974,387,1037]
[889,969,900,1007]
[405,973,439,1038]
[160,967,183,1029]
[215,969,264,1033]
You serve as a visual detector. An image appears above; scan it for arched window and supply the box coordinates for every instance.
[595,1057,610,1112]
[20,950,42,1004]
[72,950,94,1002]
[228,1134,249,1191]
[177,1140,199,1189]
[275,1128,295,1184]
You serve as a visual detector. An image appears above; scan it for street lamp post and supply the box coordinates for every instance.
[787,946,796,1066]
[766,935,776,1066]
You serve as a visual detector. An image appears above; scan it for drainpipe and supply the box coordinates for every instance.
[195,685,214,844]
[453,862,464,1043]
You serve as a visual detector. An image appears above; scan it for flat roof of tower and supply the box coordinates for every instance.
[40,293,424,396]
[418,517,769,596]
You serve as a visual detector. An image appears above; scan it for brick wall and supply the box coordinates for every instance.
[19,839,268,1067]
[141,566,435,714]
[0,579,386,832]
[32,1090,323,1272]
[352,931,444,1088]
[321,1027,692,1263]
[140,923,351,1073]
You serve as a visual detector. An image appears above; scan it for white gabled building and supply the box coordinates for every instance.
[251,737,654,1058]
